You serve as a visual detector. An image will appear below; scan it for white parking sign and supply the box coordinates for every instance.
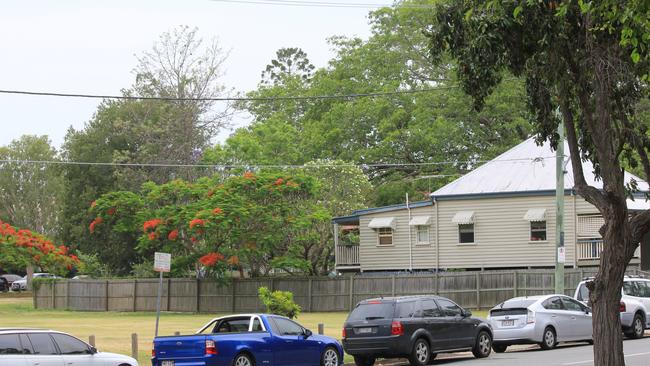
[154,252,171,272]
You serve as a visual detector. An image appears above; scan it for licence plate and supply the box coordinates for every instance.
[162,361,174,366]
[357,327,373,334]
[501,320,514,327]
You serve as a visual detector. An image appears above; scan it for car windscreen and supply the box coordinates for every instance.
[576,284,590,302]
[347,302,395,322]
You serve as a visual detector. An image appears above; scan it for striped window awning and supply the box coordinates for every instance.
[451,211,474,224]
[523,208,546,222]
[368,217,396,229]
[409,216,431,226]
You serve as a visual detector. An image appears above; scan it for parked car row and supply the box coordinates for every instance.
[0,274,22,292]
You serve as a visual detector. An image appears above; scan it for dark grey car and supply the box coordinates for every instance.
[342,296,492,366]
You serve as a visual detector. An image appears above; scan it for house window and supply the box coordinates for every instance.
[378,227,393,246]
[416,225,429,244]
[459,224,474,244]
[530,221,547,241]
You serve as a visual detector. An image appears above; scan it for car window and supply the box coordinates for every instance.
[347,302,395,322]
[576,284,590,302]
[436,299,463,317]
[623,282,639,297]
[272,318,304,336]
[0,334,22,355]
[18,334,33,354]
[251,317,264,332]
[27,333,58,355]
[51,334,90,355]
[213,317,252,333]
[637,281,650,298]
[417,299,442,318]
[561,298,585,312]
[396,301,417,318]
[542,297,564,310]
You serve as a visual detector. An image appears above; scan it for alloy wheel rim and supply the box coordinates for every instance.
[416,342,428,363]
[479,334,490,354]
[545,331,554,346]
[324,349,338,366]
[635,319,643,336]
[236,356,251,366]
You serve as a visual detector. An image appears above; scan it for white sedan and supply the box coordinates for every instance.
[487,294,592,353]
[0,329,138,366]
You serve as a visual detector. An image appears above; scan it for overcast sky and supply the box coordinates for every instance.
[0,0,385,149]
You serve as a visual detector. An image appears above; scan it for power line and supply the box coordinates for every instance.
[0,155,559,170]
[210,0,437,9]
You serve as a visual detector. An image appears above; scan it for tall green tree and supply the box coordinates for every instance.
[0,135,63,238]
[428,1,649,364]
[206,1,532,205]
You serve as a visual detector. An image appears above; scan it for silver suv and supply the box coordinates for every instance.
[574,276,650,339]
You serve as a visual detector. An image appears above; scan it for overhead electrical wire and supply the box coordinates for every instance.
[210,0,437,9]
[0,155,559,170]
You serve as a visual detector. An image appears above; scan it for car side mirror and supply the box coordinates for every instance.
[585,307,591,315]
[303,329,313,338]
[464,310,472,317]
[89,346,98,354]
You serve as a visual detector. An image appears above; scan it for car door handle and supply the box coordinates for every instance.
[571,316,576,320]
[551,315,557,318]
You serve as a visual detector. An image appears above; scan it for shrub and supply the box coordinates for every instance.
[258,286,301,319]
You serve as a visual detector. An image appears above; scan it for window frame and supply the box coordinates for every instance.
[0,333,23,355]
[530,220,548,242]
[458,223,475,244]
[270,317,306,336]
[435,298,464,317]
[415,225,430,245]
[50,333,92,355]
[377,227,394,246]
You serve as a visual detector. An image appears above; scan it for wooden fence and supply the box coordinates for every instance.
[33,268,647,312]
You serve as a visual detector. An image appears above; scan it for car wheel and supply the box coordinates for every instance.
[233,353,254,366]
[353,356,375,366]
[408,338,430,366]
[472,330,492,358]
[321,347,339,366]
[540,327,557,350]
[492,344,508,353]
[627,314,645,339]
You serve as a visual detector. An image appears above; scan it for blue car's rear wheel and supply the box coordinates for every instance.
[322,347,339,366]
[234,353,254,366]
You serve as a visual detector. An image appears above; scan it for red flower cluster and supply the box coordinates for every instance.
[199,252,225,267]
[89,217,103,233]
[274,178,285,186]
[212,207,223,215]
[0,220,80,270]
[148,232,157,241]
[143,219,163,232]
[107,207,116,216]
[243,171,256,179]
[167,229,179,241]
[189,218,205,229]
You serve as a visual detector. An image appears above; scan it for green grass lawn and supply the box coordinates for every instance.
[0,295,487,365]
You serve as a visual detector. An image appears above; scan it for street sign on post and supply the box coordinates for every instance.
[154,252,171,273]
[153,252,171,337]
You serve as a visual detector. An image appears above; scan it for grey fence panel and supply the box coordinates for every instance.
[33,267,646,313]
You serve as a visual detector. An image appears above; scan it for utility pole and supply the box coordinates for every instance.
[555,111,566,294]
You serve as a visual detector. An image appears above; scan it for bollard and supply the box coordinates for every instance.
[174,331,180,336]
[131,333,138,359]
[318,323,324,335]
[88,335,95,347]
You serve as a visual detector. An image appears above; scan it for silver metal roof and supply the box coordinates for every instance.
[432,138,649,198]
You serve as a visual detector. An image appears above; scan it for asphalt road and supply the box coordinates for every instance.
[429,337,650,366]
[368,335,650,366]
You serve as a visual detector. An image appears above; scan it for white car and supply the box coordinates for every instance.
[574,276,650,339]
[10,273,56,291]
[488,294,592,353]
[0,329,138,366]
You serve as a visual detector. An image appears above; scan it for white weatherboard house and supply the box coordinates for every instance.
[333,138,650,272]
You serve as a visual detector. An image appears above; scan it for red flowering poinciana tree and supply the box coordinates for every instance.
[0,220,80,276]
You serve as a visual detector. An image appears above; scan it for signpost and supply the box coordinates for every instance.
[154,252,171,337]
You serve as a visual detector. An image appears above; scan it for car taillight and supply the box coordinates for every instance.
[205,339,218,355]
[620,302,626,312]
[391,321,404,336]
[151,342,155,357]
[342,327,346,338]
[526,309,535,324]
